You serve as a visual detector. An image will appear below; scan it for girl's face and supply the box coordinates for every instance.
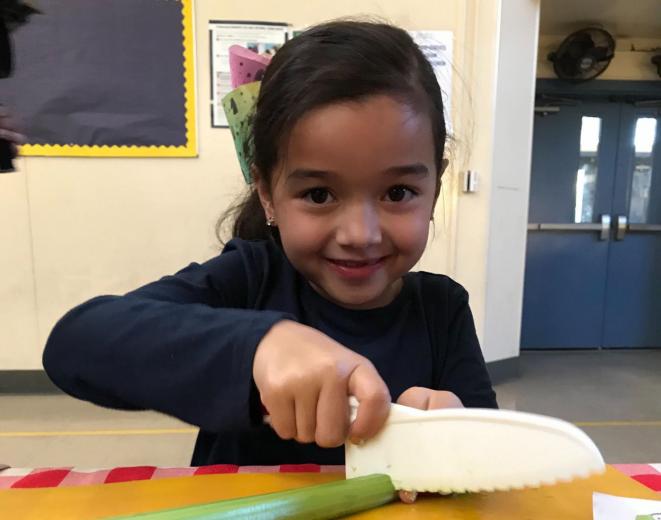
[258,95,439,310]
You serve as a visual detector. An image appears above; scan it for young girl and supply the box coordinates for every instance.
[43,20,497,470]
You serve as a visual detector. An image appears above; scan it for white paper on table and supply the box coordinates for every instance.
[593,492,661,519]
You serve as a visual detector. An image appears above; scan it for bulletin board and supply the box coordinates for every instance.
[2,0,196,157]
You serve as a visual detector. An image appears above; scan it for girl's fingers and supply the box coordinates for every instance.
[398,490,418,504]
[428,390,463,409]
[346,363,390,443]
[396,386,431,409]
[266,396,297,440]
[0,103,26,145]
[0,129,26,145]
[315,379,350,448]
[397,387,463,410]
[294,388,319,444]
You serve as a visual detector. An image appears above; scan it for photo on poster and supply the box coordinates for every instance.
[209,21,289,127]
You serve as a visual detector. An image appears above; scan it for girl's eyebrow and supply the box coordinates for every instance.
[287,169,331,182]
[384,163,430,176]
[287,163,429,183]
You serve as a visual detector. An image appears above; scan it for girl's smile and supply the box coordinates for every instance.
[325,255,390,282]
[257,94,439,310]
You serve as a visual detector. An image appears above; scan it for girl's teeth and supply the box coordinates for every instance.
[336,259,378,267]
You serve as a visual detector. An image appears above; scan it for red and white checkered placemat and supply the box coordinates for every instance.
[0,464,343,489]
[1,464,659,492]
[612,463,661,493]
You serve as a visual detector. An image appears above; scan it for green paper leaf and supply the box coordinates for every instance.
[222,82,260,184]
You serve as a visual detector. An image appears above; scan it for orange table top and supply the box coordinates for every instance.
[0,466,658,519]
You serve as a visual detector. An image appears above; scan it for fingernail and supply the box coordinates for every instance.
[350,437,364,446]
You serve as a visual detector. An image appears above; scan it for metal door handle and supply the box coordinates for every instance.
[628,224,661,232]
[600,214,611,241]
[528,223,602,231]
[616,215,627,241]
[527,215,612,240]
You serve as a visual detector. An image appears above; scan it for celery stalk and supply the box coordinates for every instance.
[108,474,396,520]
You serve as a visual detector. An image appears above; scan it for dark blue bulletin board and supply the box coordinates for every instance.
[2,0,196,157]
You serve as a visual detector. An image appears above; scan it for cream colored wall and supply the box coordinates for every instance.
[452,0,540,364]
[449,0,499,358]
[0,166,39,368]
[538,35,661,80]
[1,0,474,370]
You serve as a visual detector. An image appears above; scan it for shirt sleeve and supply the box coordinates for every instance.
[438,284,499,409]
[42,241,293,433]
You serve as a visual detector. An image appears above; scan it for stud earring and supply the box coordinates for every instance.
[266,216,276,227]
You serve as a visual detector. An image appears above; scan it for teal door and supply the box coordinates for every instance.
[522,84,661,349]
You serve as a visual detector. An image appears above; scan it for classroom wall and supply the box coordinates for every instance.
[538,35,661,80]
[1,0,539,370]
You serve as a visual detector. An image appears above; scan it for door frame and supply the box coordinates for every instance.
[536,79,661,101]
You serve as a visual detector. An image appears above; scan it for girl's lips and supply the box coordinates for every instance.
[326,256,388,280]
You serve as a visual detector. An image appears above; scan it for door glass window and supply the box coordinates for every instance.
[629,117,657,224]
[574,116,601,223]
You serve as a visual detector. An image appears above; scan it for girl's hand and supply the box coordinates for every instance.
[253,320,391,448]
[396,386,463,411]
[0,107,26,159]
[395,387,464,504]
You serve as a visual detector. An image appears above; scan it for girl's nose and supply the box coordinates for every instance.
[335,202,382,248]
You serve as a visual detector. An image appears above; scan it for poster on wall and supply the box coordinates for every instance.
[410,31,454,130]
[209,21,289,128]
[3,0,197,157]
[208,24,453,130]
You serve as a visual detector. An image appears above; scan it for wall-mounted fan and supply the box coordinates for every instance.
[548,28,615,83]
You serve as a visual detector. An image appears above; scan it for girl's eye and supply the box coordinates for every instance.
[304,187,333,204]
[386,186,416,202]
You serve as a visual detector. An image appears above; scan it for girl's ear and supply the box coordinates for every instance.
[253,167,275,220]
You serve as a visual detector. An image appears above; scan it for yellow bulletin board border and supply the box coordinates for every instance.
[20,0,197,158]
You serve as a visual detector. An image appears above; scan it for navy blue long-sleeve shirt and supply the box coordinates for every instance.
[43,238,497,465]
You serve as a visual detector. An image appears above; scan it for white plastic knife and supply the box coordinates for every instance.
[345,398,605,494]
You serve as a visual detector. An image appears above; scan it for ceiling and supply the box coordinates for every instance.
[540,0,661,38]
